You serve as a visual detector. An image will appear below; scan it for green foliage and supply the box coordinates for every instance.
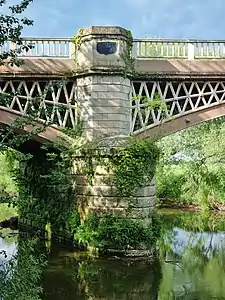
[72,28,84,50]
[0,238,46,300]
[133,92,167,121]
[72,28,84,65]
[75,212,161,251]
[157,118,225,210]
[0,0,34,67]
[120,28,135,73]
[156,166,184,202]
[109,138,160,197]
[81,137,160,197]
[12,150,80,237]
[0,154,17,198]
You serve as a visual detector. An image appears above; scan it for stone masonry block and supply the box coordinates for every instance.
[95,76,113,84]
[93,91,109,99]
[136,185,156,197]
[86,206,154,219]
[113,91,129,98]
[92,84,108,92]
[107,114,127,121]
[106,85,124,92]
[76,185,117,197]
[132,196,156,208]
[75,174,114,186]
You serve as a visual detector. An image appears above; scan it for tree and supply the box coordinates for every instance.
[0,0,33,67]
[0,0,36,198]
[157,118,225,209]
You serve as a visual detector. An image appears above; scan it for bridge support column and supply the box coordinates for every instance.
[73,26,157,235]
[76,75,131,140]
[75,26,131,140]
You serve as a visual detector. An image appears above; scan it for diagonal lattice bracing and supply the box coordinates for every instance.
[0,80,77,128]
[131,80,225,134]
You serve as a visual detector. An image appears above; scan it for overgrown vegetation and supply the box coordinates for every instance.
[156,118,225,210]
[5,135,160,248]
[81,137,160,197]
[75,212,161,251]
[0,238,46,300]
[12,150,81,237]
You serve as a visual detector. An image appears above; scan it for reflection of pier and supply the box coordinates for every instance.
[44,254,162,300]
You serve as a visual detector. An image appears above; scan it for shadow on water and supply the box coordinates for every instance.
[43,245,162,300]
[2,210,225,299]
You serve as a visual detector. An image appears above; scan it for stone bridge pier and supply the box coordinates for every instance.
[73,26,156,226]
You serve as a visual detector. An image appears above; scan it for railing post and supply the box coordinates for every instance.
[132,41,138,58]
[188,42,195,60]
[69,41,75,58]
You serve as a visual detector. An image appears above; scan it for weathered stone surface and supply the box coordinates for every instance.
[86,206,154,219]
[76,75,131,140]
[75,174,114,186]
[76,185,117,197]
[81,26,130,38]
[136,185,156,197]
[75,158,156,225]
[76,191,155,208]
[73,26,130,71]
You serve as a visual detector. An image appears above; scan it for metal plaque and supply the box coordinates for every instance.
[96,42,117,55]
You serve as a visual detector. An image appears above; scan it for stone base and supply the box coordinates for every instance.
[75,166,156,226]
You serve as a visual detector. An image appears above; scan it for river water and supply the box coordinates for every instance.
[1,209,225,299]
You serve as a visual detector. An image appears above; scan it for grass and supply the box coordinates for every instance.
[0,203,17,222]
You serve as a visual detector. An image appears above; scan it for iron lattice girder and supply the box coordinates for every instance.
[131,80,225,134]
[0,79,77,128]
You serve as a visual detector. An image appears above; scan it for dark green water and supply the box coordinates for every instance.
[1,210,225,299]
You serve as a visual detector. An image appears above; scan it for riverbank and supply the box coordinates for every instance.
[157,199,225,212]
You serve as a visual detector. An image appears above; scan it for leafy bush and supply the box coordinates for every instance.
[75,213,161,251]
[0,238,46,300]
[156,160,225,209]
[156,166,185,203]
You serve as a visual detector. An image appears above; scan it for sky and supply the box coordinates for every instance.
[3,0,225,39]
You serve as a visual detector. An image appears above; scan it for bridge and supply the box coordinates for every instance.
[1,26,225,242]
[1,28,225,142]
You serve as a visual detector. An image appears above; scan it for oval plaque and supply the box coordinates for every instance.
[96,42,117,55]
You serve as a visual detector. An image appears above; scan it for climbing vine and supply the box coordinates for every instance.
[133,92,168,121]
[72,28,84,50]
[72,28,84,66]
[120,29,135,74]
[80,137,160,197]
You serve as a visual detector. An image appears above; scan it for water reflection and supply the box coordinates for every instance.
[159,211,225,299]
[43,250,162,300]
[1,210,225,299]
